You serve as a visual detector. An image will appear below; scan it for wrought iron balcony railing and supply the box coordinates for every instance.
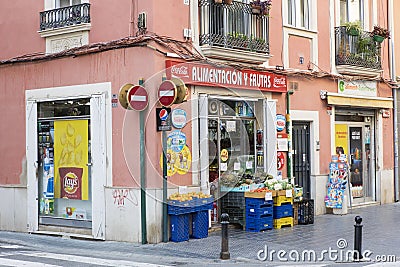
[40,3,90,31]
[199,0,269,54]
[335,26,382,70]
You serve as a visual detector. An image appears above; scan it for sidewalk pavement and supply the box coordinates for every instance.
[149,202,400,265]
[0,202,399,266]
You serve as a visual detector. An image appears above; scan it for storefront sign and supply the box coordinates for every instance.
[171,109,187,129]
[166,60,287,93]
[156,108,172,131]
[54,120,89,200]
[276,114,286,132]
[338,80,377,97]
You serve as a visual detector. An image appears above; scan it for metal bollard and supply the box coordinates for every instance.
[354,216,363,260]
[220,213,230,260]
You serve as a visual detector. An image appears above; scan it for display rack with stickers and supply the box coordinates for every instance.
[325,157,348,209]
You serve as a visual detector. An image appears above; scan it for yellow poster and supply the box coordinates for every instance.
[335,124,348,156]
[160,145,192,176]
[54,120,89,200]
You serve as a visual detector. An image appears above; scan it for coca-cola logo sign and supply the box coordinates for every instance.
[171,65,189,78]
[273,77,286,88]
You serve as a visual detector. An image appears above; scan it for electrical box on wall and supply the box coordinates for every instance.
[183,28,192,38]
[138,12,147,30]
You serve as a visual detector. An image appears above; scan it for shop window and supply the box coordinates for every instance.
[38,98,90,118]
[37,98,92,228]
[208,99,255,118]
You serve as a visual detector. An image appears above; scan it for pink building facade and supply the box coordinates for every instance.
[0,0,396,243]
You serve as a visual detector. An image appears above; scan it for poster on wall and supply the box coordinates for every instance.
[335,124,348,157]
[54,120,89,200]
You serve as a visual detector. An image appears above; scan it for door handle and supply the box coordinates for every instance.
[86,162,93,166]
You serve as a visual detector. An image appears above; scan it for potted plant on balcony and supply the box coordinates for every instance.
[342,20,362,36]
[215,0,233,4]
[370,25,390,43]
[250,0,272,16]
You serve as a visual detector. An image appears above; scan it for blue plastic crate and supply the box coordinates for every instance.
[246,198,273,218]
[168,199,196,215]
[191,210,209,239]
[245,216,273,232]
[246,198,273,206]
[170,214,190,242]
[273,204,293,219]
[246,206,273,217]
[193,197,214,211]
[246,212,273,221]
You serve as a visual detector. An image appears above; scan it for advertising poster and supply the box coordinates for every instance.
[335,124,348,156]
[160,131,192,176]
[54,120,89,200]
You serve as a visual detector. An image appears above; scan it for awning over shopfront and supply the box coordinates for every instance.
[327,93,393,109]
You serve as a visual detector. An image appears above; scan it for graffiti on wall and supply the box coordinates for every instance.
[112,189,138,208]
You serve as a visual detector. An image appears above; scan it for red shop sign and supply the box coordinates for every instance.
[166,60,287,93]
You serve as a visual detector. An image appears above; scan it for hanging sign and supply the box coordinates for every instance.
[276,114,286,132]
[171,109,187,129]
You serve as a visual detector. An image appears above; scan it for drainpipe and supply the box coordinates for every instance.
[286,90,294,183]
[388,0,399,201]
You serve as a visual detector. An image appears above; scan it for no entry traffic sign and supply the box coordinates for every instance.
[128,85,148,111]
[158,80,177,107]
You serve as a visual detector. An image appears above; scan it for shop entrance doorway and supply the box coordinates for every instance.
[335,112,375,204]
[292,122,311,198]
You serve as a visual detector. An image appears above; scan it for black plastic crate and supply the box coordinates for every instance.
[221,192,245,208]
[298,199,314,225]
[221,206,245,226]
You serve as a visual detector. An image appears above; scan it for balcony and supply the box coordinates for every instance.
[199,0,270,64]
[40,3,90,31]
[335,26,382,77]
[38,4,91,54]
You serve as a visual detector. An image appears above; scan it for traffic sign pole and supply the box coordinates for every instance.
[138,80,148,245]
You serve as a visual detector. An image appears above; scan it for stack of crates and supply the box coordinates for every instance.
[273,193,294,229]
[245,197,273,232]
[168,201,193,242]
[191,196,213,239]
[168,196,213,242]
